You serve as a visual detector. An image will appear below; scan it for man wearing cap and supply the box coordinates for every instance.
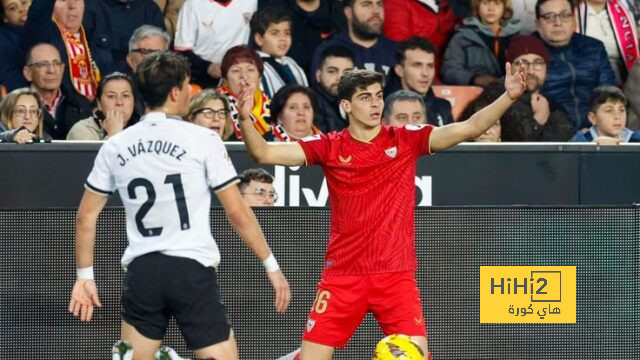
[498,35,574,141]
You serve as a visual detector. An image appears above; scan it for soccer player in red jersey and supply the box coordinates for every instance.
[238,63,526,359]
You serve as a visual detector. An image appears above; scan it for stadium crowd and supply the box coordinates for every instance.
[1,0,640,145]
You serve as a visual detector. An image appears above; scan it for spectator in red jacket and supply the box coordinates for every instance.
[383,0,458,54]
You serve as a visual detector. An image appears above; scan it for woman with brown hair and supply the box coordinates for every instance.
[0,87,49,143]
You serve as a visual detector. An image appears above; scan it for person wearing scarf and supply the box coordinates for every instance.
[269,84,321,142]
[217,45,273,140]
[576,0,639,84]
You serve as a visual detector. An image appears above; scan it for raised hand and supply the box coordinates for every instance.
[504,62,526,101]
[266,269,291,313]
[69,279,102,322]
[236,84,256,122]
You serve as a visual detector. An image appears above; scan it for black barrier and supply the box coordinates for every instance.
[2,143,640,208]
[0,207,638,359]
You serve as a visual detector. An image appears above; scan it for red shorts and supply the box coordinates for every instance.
[302,271,427,348]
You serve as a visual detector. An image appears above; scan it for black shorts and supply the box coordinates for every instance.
[121,252,231,349]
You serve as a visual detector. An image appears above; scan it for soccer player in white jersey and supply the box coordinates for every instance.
[68,51,291,360]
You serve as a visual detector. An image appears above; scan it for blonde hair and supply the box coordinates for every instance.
[472,0,514,24]
[187,89,234,140]
[0,87,44,138]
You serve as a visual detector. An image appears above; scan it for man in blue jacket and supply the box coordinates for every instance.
[534,0,616,130]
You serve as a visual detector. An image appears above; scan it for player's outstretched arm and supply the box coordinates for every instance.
[429,62,526,152]
[237,85,306,166]
[216,184,291,313]
[69,189,106,322]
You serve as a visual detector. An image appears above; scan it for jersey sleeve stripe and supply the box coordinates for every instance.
[85,181,113,196]
[212,176,240,193]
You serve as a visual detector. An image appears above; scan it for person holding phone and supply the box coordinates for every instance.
[66,72,137,140]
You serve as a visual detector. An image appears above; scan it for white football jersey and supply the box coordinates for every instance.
[85,112,238,269]
[174,0,257,64]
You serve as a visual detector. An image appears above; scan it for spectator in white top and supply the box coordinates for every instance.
[575,0,639,84]
[174,0,257,88]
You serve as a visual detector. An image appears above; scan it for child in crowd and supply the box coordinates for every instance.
[441,0,520,87]
[250,5,308,98]
[570,86,640,144]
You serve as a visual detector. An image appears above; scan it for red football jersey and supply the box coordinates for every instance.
[298,124,434,276]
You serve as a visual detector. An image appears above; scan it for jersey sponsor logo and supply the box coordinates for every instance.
[300,134,321,142]
[405,124,428,131]
[385,146,397,158]
[338,154,352,164]
[201,20,213,28]
[306,319,316,332]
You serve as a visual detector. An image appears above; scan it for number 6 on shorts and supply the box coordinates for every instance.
[312,290,331,314]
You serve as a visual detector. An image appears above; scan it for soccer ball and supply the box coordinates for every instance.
[372,334,425,359]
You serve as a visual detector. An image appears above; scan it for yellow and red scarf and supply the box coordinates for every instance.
[53,17,101,100]
[218,84,271,139]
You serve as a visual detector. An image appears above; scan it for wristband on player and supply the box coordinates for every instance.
[77,266,94,280]
[262,254,280,272]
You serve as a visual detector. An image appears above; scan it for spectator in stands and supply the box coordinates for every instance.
[386,37,453,127]
[153,0,184,38]
[217,45,272,140]
[513,0,538,34]
[270,84,321,141]
[382,90,427,127]
[88,0,165,72]
[239,167,278,207]
[187,89,234,140]
[499,35,573,141]
[174,0,257,88]
[575,0,639,84]
[0,0,30,91]
[0,87,50,143]
[535,0,616,130]
[250,5,308,98]
[570,86,640,143]
[459,84,502,141]
[441,0,520,87]
[313,44,354,132]
[624,59,640,130]
[258,0,345,75]
[66,72,137,140]
[125,25,171,118]
[382,0,458,59]
[23,0,112,104]
[310,0,397,79]
[23,43,92,139]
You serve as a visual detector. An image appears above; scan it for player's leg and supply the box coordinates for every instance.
[121,320,162,360]
[370,272,429,358]
[169,256,238,359]
[299,340,334,360]
[120,253,172,360]
[299,275,368,360]
[193,330,239,360]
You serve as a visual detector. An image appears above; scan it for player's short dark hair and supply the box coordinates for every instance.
[589,86,628,113]
[250,5,292,38]
[136,51,190,109]
[270,84,317,121]
[337,69,384,102]
[238,168,275,191]
[535,0,574,19]
[319,45,355,69]
[396,37,436,64]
